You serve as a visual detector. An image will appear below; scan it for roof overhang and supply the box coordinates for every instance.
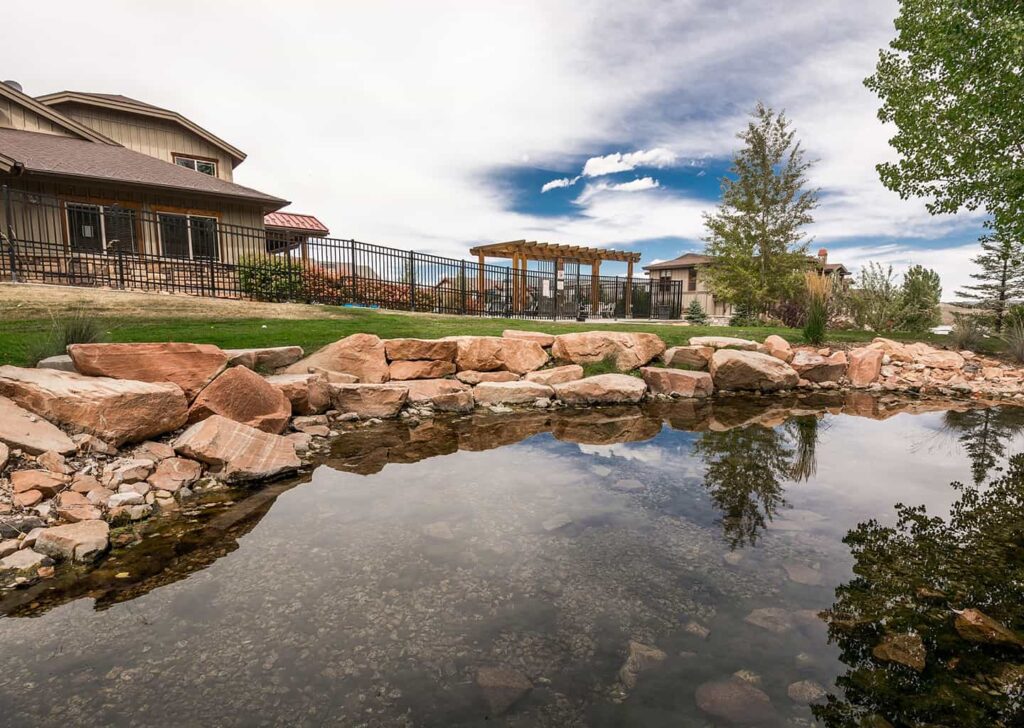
[37,91,247,167]
[0,84,117,145]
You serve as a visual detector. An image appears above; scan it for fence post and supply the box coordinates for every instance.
[116,249,125,289]
[209,255,217,297]
[3,186,17,283]
[459,259,466,315]
[408,250,416,311]
[349,239,357,304]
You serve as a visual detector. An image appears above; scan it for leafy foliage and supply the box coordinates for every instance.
[684,299,708,325]
[898,264,942,332]
[852,262,903,331]
[957,230,1024,333]
[865,1,1024,241]
[728,300,760,327]
[1002,316,1024,362]
[803,272,831,344]
[703,102,818,313]
[238,256,306,301]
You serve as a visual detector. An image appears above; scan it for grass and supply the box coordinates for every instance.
[0,285,988,366]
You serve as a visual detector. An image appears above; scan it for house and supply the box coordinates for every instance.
[643,248,850,323]
[264,212,330,255]
[0,79,292,271]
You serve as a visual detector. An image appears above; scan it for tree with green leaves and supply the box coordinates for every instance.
[852,262,903,331]
[956,230,1024,332]
[898,264,942,331]
[865,1,1024,240]
[703,102,818,314]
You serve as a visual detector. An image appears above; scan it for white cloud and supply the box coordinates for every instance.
[574,176,661,203]
[581,148,678,177]
[540,176,580,193]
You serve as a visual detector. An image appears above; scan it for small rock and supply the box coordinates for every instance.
[872,632,926,672]
[37,450,70,474]
[11,469,70,497]
[542,514,572,532]
[684,621,711,640]
[732,669,761,686]
[783,562,823,586]
[695,677,776,724]
[108,491,145,508]
[422,521,454,540]
[71,474,104,494]
[476,666,532,715]
[147,457,203,493]
[618,640,667,689]
[744,608,794,634]
[723,551,744,566]
[0,539,19,558]
[13,490,43,508]
[133,441,176,461]
[0,548,51,572]
[613,478,644,492]
[34,520,109,563]
[72,433,117,456]
[787,679,827,705]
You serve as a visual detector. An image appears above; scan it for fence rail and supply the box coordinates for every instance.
[0,185,713,321]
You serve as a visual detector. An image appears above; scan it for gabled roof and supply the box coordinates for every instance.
[643,252,712,271]
[0,82,116,145]
[264,212,329,235]
[0,127,287,209]
[36,90,247,167]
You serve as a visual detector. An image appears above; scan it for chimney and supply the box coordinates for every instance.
[2,80,23,93]
[817,248,828,267]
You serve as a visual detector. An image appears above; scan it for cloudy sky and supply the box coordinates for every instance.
[9,0,986,294]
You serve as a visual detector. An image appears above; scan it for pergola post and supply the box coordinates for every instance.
[477,252,485,312]
[625,259,634,318]
[590,260,601,316]
[519,255,528,314]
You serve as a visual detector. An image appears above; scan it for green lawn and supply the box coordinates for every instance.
[0,304,966,367]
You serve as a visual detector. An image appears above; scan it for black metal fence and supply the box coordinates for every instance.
[0,185,714,321]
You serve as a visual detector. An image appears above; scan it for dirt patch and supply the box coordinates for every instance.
[0,283,355,322]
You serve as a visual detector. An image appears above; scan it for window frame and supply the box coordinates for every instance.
[64,201,139,254]
[156,211,220,261]
[172,153,218,177]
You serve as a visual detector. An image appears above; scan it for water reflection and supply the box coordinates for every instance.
[941,407,1024,485]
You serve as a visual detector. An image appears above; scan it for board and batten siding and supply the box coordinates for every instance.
[48,102,235,182]
[0,98,76,137]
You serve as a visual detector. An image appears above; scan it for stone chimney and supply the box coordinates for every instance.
[817,248,828,267]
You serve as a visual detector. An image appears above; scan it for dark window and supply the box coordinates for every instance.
[158,213,219,260]
[190,216,218,259]
[66,202,137,253]
[103,207,137,252]
[158,214,190,258]
[688,268,697,292]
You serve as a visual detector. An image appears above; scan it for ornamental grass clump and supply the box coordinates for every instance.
[802,272,831,345]
[1002,316,1024,363]
[23,310,106,366]
[949,313,985,352]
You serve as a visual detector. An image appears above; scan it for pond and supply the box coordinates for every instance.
[1,393,1023,726]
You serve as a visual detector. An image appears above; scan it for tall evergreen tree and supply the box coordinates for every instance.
[702,102,818,314]
[956,230,1024,332]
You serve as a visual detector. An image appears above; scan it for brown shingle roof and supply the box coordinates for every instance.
[643,252,712,271]
[0,128,287,209]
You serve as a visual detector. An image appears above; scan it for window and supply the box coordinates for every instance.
[687,268,697,292]
[158,213,219,260]
[173,155,217,176]
[66,203,137,253]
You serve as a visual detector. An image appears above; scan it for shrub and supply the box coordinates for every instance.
[684,299,708,325]
[949,313,985,351]
[898,265,942,331]
[23,310,106,365]
[1003,318,1024,362]
[729,300,760,327]
[853,262,902,332]
[802,272,831,345]
[238,256,306,301]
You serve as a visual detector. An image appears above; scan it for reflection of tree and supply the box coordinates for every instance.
[941,407,1024,485]
[692,423,798,547]
[817,455,1024,727]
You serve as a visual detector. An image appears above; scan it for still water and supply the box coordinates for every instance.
[1,393,1022,727]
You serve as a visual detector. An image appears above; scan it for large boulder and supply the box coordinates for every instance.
[709,350,799,392]
[68,342,227,401]
[0,395,76,455]
[688,336,759,351]
[225,346,304,371]
[281,333,389,383]
[640,367,713,398]
[37,355,77,372]
[906,343,965,370]
[389,360,456,380]
[472,381,554,405]
[848,348,883,386]
[763,335,794,363]
[329,383,409,418]
[34,520,109,563]
[524,365,584,386]
[384,338,458,362]
[662,345,713,370]
[0,366,188,446]
[502,329,555,347]
[188,366,292,434]
[264,373,331,415]
[401,379,474,413]
[455,370,520,385]
[868,337,914,363]
[791,350,848,383]
[552,374,647,405]
[551,332,665,370]
[173,415,301,482]
[446,336,548,374]
[695,677,776,724]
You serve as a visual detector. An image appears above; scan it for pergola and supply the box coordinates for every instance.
[468,240,642,316]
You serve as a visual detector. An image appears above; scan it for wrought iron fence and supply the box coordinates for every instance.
[0,185,714,321]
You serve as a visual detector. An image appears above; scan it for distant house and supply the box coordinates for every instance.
[0,80,297,266]
[264,212,330,255]
[643,248,850,323]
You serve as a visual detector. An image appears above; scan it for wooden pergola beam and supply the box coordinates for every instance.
[469,239,640,264]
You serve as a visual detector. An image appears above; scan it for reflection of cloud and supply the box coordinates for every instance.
[577,443,664,462]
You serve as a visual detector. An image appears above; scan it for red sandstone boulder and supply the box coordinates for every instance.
[329,383,409,418]
[524,365,584,386]
[11,469,70,497]
[35,520,109,563]
[389,360,456,380]
[188,366,292,434]
[848,348,883,386]
[384,338,458,362]
[907,343,965,370]
[791,350,848,383]
[0,366,188,446]
[68,342,227,401]
[689,336,759,351]
[401,379,474,412]
[281,333,389,383]
[640,367,713,398]
[662,345,714,370]
[763,335,794,363]
[173,415,300,482]
[225,346,304,371]
[263,373,331,416]
[446,336,549,374]
[472,381,554,405]
[552,374,647,405]
[502,329,555,347]
[867,337,913,363]
[56,491,102,523]
[709,350,799,392]
[552,332,665,371]
[455,370,520,385]
[0,395,76,455]
[147,457,203,493]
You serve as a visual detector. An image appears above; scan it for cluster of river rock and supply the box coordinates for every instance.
[0,328,1018,586]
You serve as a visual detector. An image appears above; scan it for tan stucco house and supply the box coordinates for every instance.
[644,248,850,323]
[0,80,313,271]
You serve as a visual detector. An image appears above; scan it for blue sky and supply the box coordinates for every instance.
[7,0,988,294]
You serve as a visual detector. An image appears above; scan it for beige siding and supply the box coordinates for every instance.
[0,98,75,136]
[49,102,235,182]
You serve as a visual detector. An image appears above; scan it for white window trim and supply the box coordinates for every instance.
[173,155,218,177]
[157,212,220,261]
[65,202,135,253]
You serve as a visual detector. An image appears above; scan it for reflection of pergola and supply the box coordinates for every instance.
[468,240,642,316]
